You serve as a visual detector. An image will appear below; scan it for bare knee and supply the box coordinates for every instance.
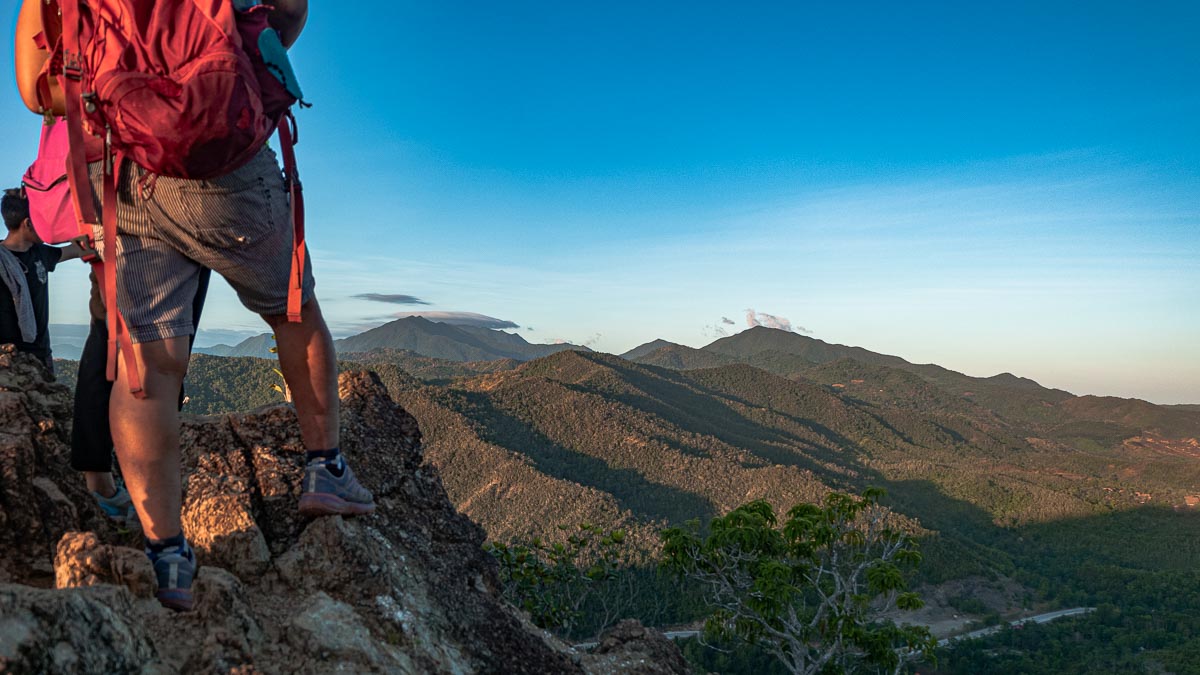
[262,298,323,329]
[133,337,191,381]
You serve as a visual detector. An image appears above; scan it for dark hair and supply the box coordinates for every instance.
[2,188,30,232]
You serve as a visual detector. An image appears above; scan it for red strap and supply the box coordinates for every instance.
[57,0,142,398]
[36,70,54,116]
[101,155,117,381]
[101,153,145,398]
[277,113,305,323]
[33,30,61,115]
[56,0,100,247]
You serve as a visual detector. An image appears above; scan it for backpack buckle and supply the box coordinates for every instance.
[63,54,83,81]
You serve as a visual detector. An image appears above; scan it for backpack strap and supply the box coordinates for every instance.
[278,111,305,323]
[58,0,145,398]
[101,151,144,397]
[56,0,99,242]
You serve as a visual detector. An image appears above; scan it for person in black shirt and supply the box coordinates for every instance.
[0,187,84,374]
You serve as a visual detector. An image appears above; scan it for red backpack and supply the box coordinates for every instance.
[27,0,308,396]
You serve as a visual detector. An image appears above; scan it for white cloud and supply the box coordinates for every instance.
[392,311,519,329]
[744,309,811,334]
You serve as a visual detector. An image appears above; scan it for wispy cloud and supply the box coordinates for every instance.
[392,311,519,329]
[745,309,811,334]
[327,317,397,338]
[354,293,431,305]
[701,318,732,338]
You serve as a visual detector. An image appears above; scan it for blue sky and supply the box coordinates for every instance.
[2,1,1198,403]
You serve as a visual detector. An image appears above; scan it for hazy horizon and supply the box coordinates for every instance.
[44,318,1199,406]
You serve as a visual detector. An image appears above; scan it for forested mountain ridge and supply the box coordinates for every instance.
[194,333,275,358]
[50,326,1200,671]
[332,316,589,361]
[629,327,1199,443]
[54,328,1200,542]
[632,343,740,371]
[357,347,1200,555]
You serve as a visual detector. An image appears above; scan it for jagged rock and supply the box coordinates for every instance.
[54,531,157,599]
[0,347,116,586]
[183,493,271,579]
[1,355,618,673]
[286,591,416,673]
[184,568,264,674]
[273,515,384,594]
[0,583,159,674]
[581,620,692,675]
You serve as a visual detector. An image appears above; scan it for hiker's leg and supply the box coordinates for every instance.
[268,302,373,518]
[72,319,116,475]
[85,472,117,496]
[109,336,190,540]
[148,147,332,453]
[263,298,338,450]
[72,316,122,498]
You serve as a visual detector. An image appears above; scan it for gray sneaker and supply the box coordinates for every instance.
[94,485,139,528]
[298,456,376,517]
[146,538,196,612]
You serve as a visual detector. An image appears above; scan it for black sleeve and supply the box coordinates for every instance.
[41,244,63,272]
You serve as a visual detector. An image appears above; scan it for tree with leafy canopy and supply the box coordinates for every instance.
[485,523,635,636]
[661,488,936,675]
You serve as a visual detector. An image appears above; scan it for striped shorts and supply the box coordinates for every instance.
[89,146,315,344]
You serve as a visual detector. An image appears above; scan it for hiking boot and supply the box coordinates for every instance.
[298,455,376,517]
[93,484,139,528]
[146,538,196,612]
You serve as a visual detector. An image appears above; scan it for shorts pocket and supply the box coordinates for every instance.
[149,147,291,272]
[186,174,282,250]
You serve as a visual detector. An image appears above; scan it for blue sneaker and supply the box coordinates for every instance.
[146,538,196,612]
[298,455,376,517]
[93,484,139,528]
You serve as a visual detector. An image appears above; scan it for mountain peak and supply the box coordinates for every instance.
[620,339,682,361]
[334,318,585,362]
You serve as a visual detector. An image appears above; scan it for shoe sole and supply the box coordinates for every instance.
[299,492,376,517]
[157,588,194,612]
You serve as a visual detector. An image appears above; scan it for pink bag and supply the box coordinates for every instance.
[21,119,76,245]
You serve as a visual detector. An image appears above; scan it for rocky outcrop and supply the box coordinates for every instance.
[0,584,158,674]
[2,346,654,673]
[580,621,692,675]
[0,346,113,585]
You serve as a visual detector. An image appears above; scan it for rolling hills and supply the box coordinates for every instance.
[49,323,1200,669]
[171,329,1200,555]
[54,325,1200,568]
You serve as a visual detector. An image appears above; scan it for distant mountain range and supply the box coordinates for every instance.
[172,320,1197,431]
[190,316,592,362]
[130,323,1199,547]
[334,316,592,361]
[195,333,278,358]
[46,323,91,361]
[627,327,1077,426]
